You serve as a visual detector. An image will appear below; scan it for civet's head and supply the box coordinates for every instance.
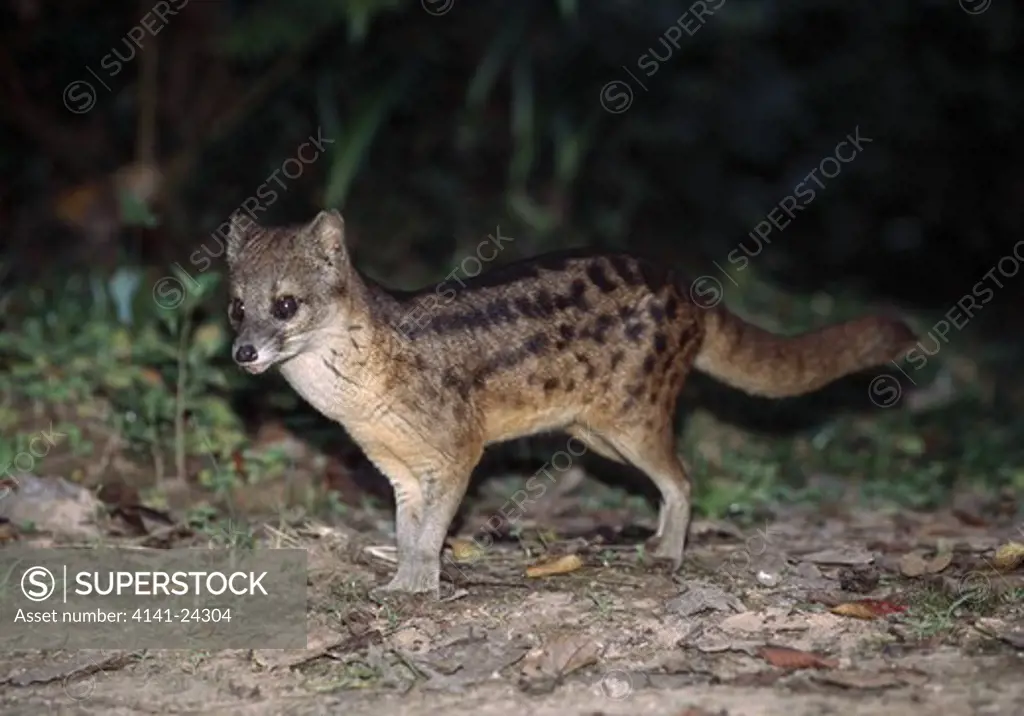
[224,209,353,374]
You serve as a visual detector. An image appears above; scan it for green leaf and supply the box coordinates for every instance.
[508,54,536,190]
[190,322,228,361]
[117,187,159,228]
[190,396,244,432]
[321,68,413,209]
[220,0,400,60]
[184,270,221,304]
[464,17,523,112]
[102,369,136,391]
[460,10,526,152]
[220,0,345,60]
[552,113,597,189]
[343,0,403,44]
[508,190,557,235]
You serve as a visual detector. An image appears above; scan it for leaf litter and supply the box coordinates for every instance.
[756,646,838,670]
[2,477,1024,715]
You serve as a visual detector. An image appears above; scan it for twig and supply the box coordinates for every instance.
[151,441,164,484]
[449,578,531,589]
[389,649,430,681]
[87,431,123,482]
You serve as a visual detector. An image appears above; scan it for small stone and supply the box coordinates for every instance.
[839,565,880,594]
[756,570,780,587]
[665,582,745,616]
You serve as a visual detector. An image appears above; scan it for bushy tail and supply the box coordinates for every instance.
[694,307,917,399]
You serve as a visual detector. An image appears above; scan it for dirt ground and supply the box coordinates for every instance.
[1,471,1022,716]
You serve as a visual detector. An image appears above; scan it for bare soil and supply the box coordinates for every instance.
[2,475,1022,716]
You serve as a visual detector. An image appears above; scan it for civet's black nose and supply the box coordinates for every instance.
[234,344,258,363]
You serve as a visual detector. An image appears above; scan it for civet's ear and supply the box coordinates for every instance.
[225,211,258,265]
[307,209,347,263]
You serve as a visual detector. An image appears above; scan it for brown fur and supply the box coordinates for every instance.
[224,210,917,596]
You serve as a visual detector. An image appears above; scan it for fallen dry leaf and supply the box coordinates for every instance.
[9,651,138,687]
[831,599,906,620]
[899,552,929,577]
[757,645,838,670]
[952,508,988,527]
[448,537,485,563]
[992,541,1024,572]
[927,550,954,573]
[666,582,746,617]
[517,634,601,693]
[801,548,874,566]
[252,626,378,670]
[526,553,584,578]
[813,667,929,690]
[900,550,953,577]
[96,480,174,537]
[830,603,878,620]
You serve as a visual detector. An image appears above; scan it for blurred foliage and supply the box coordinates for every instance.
[0,269,246,475]
[2,0,1018,294]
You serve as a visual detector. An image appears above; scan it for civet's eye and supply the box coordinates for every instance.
[229,298,245,324]
[272,295,299,320]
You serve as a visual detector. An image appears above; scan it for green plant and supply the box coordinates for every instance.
[0,268,247,483]
[319,68,414,209]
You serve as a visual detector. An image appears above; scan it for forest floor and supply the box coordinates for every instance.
[1,462,1022,716]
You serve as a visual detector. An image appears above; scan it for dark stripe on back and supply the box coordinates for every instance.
[586,261,618,293]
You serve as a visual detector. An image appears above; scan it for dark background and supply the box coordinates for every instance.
[1,0,1022,520]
